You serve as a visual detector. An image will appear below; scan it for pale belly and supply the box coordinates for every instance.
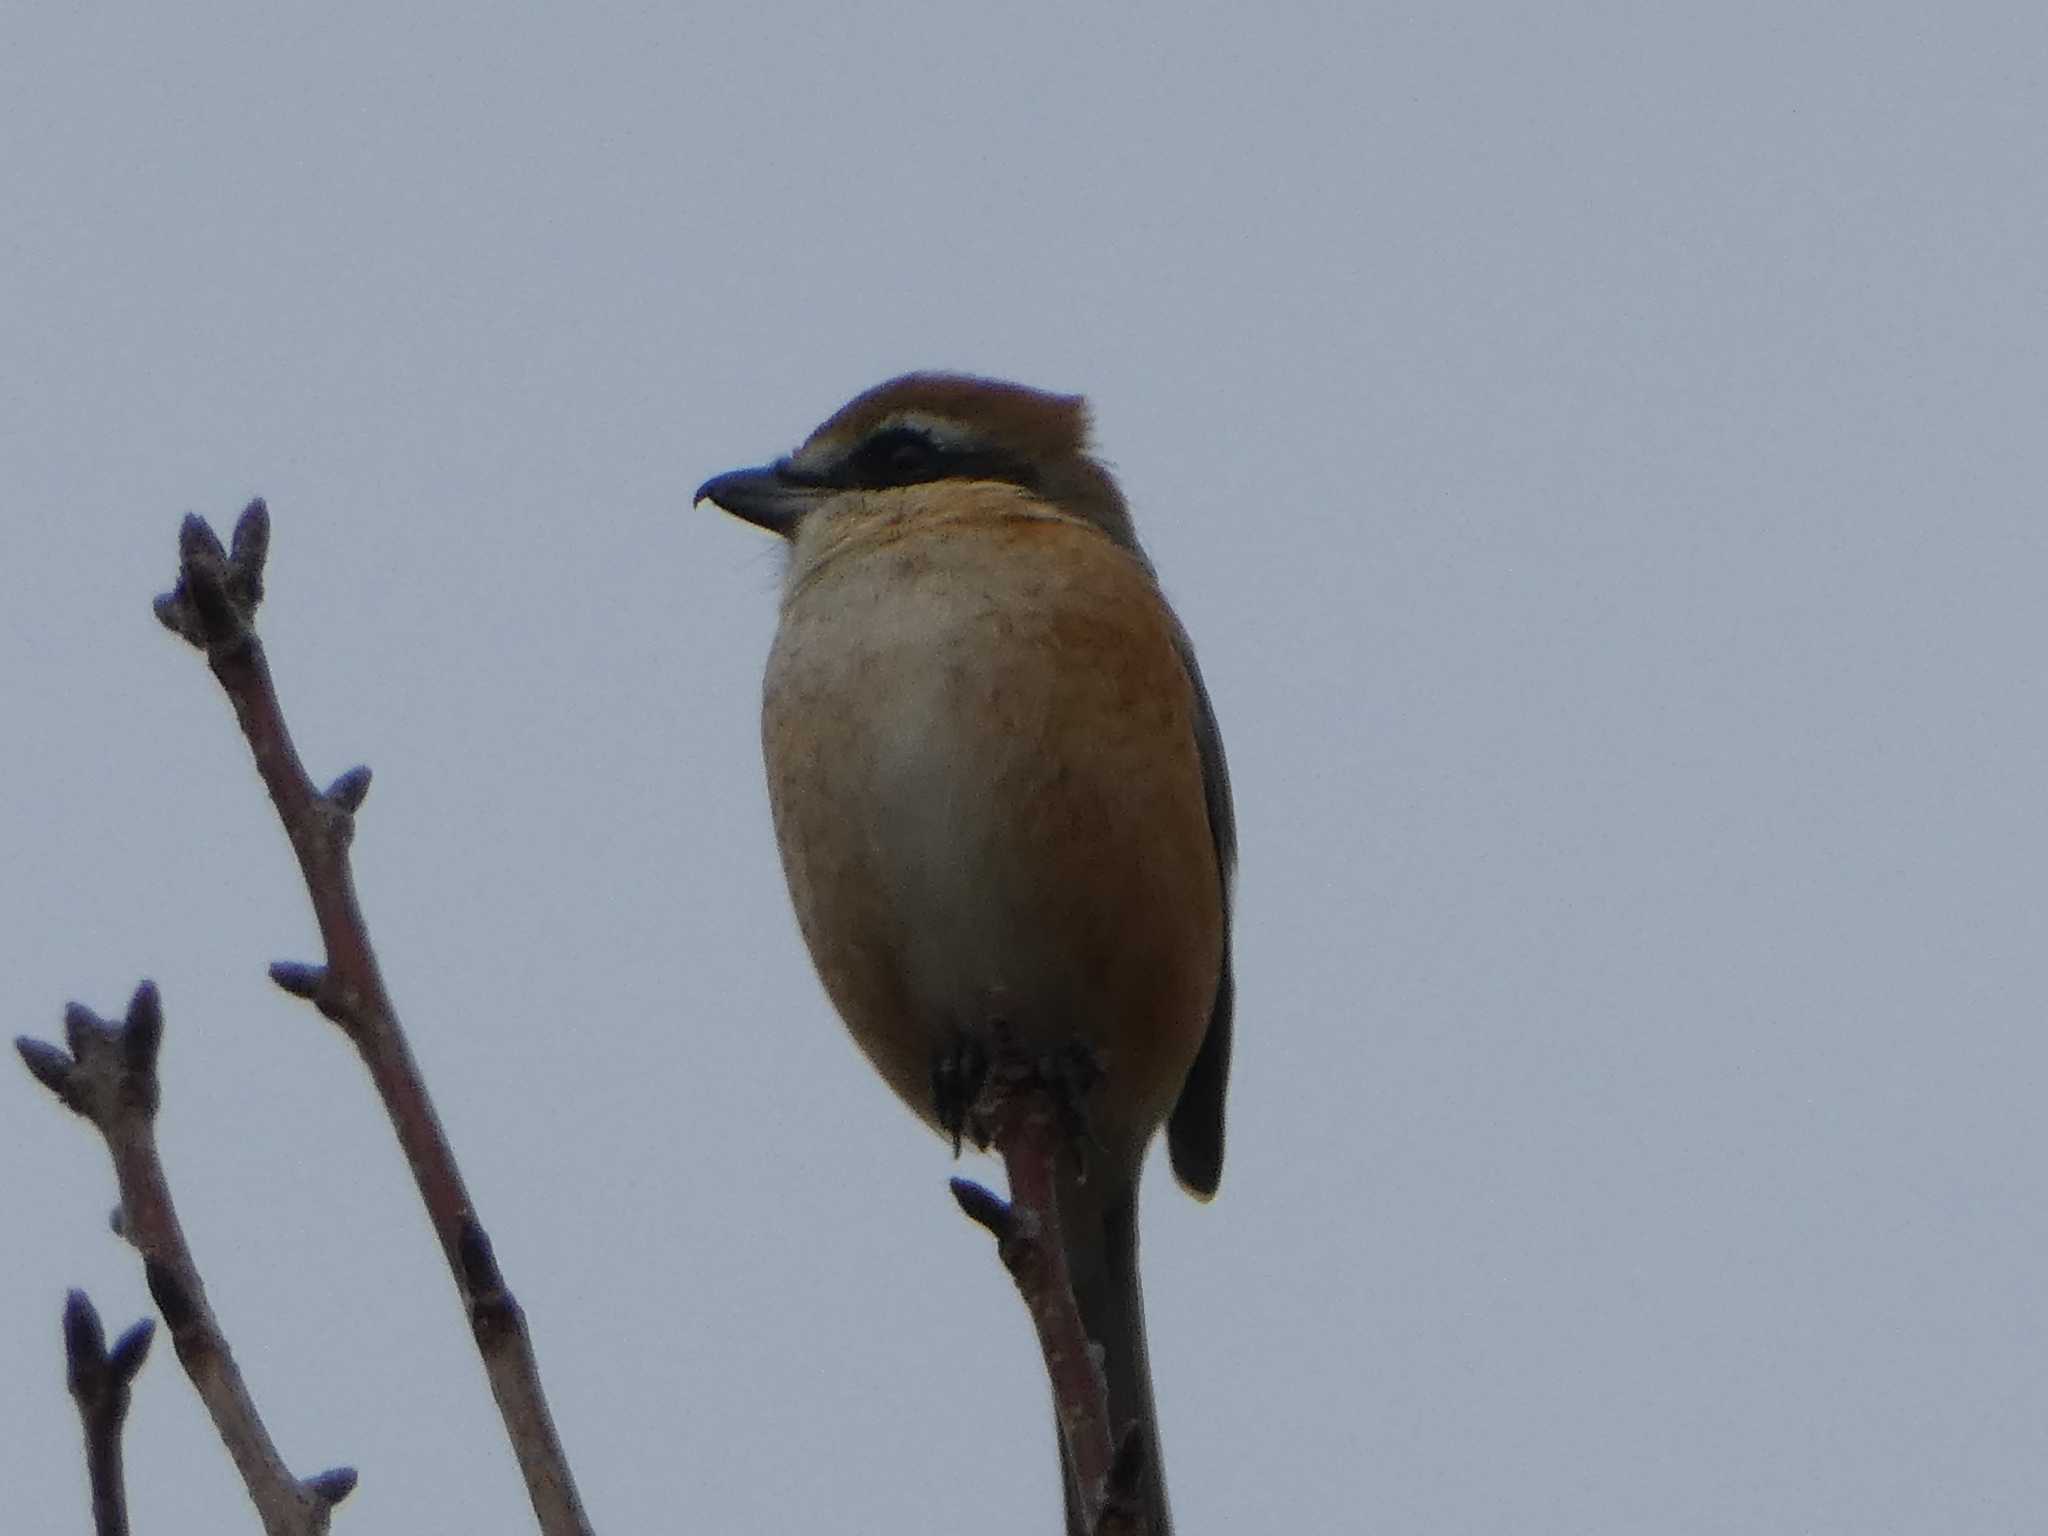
[760,514,1222,1160]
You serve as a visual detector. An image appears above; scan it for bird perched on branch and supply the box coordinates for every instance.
[699,373,1236,1534]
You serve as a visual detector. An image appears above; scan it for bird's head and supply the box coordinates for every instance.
[694,373,1138,553]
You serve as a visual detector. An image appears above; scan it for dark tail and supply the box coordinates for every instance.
[1057,1175,1171,1535]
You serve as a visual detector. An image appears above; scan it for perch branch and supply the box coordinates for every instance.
[949,1037,1148,1535]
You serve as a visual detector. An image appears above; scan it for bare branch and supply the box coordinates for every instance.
[951,1035,1140,1536]
[156,501,593,1536]
[1095,1426,1151,1536]
[62,1289,153,1536]
[21,986,355,1536]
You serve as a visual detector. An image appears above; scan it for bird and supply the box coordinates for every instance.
[697,373,1235,1534]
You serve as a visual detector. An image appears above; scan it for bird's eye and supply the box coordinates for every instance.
[850,426,940,484]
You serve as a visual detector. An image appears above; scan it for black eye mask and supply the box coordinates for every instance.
[819,425,1044,493]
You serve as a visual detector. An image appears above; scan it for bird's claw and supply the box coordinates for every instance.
[931,1031,992,1157]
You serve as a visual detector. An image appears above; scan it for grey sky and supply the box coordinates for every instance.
[5,5,2045,1532]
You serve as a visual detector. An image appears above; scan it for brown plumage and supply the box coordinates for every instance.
[808,373,1093,460]
[699,374,1237,1536]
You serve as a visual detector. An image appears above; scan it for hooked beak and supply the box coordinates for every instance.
[693,461,822,539]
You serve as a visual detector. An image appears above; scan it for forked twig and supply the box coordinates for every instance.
[61,1289,154,1536]
[152,501,592,1536]
[19,986,357,1536]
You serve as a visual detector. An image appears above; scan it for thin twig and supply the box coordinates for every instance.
[153,501,592,1536]
[949,1038,1138,1535]
[62,1289,154,1536]
[18,985,357,1536]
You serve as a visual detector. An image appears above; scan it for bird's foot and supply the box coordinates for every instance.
[931,1031,992,1158]
[935,1025,1110,1169]
[961,1024,1107,1162]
